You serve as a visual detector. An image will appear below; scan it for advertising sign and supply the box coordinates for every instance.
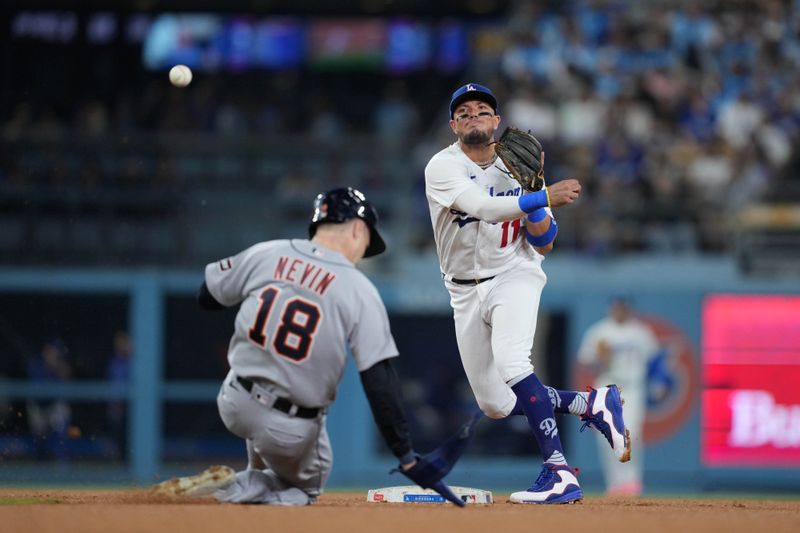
[702,295,800,466]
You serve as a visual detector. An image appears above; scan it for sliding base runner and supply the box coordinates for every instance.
[368,485,493,505]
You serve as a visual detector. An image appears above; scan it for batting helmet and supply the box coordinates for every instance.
[308,187,386,258]
[449,82,498,118]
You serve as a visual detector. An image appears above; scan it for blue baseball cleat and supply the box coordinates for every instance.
[581,385,631,462]
[510,464,583,504]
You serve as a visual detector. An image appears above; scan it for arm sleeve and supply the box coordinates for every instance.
[452,186,526,224]
[197,281,226,310]
[425,155,474,208]
[425,153,527,223]
[359,358,414,463]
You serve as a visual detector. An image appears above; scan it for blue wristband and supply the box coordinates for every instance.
[527,208,547,223]
[517,189,549,214]
[525,217,558,247]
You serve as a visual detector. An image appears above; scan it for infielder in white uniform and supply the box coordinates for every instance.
[577,297,658,495]
[425,83,631,504]
[153,188,466,506]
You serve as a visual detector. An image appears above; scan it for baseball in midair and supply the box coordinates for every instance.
[169,64,193,88]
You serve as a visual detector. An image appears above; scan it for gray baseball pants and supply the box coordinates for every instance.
[215,370,332,505]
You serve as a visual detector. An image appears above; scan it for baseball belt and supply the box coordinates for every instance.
[448,276,496,286]
[235,376,321,419]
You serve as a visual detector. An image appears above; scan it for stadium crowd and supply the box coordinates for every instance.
[456,0,800,254]
[2,0,800,264]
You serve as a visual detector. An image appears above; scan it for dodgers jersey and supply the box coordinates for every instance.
[205,239,398,408]
[577,318,658,389]
[425,142,544,279]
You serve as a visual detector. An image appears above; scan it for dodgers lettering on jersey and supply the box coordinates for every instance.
[205,239,398,408]
[425,142,544,279]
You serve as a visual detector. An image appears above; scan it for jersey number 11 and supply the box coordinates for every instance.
[500,219,522,247]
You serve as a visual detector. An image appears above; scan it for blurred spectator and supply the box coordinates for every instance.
[3,102,34,140]
[75,100,110,137]
[577,298,658,496]
[595,131,643,185]
[307,92,345,142]
[275,163,323,220]
[105,330,131,460]
[686,136,734,203]
[669,4,719,62]
[214,96,249,136]
[558,85,607,145]
[373,81,419,145]
[504,86,558,140]
[26,338,73,460]
[717,93,764,148]
[679,90,716,142]
[726,144,769,209]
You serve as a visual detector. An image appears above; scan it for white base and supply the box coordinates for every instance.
[367,485,493,505]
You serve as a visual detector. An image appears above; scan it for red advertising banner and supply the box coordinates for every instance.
[702,295,800,466]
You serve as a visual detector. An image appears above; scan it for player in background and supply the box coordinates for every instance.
[577,297,658,496]
[153,188,466,506]
[424,83,631,504]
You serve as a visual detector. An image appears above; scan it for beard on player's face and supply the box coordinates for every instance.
[459,127,492,146]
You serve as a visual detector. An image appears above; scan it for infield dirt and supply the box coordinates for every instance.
[0,489,798,533]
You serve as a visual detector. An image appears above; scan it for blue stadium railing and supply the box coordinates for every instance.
[2,261,800,493]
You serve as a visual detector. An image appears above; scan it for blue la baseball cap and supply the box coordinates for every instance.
[449,83,498,118]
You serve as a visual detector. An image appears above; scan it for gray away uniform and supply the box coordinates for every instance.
[204,239,398,504]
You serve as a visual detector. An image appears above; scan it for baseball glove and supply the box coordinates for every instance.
[391,411,483,507]
[494,127,545,192]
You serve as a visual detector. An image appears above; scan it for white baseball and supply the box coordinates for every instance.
[169,64,193,87]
